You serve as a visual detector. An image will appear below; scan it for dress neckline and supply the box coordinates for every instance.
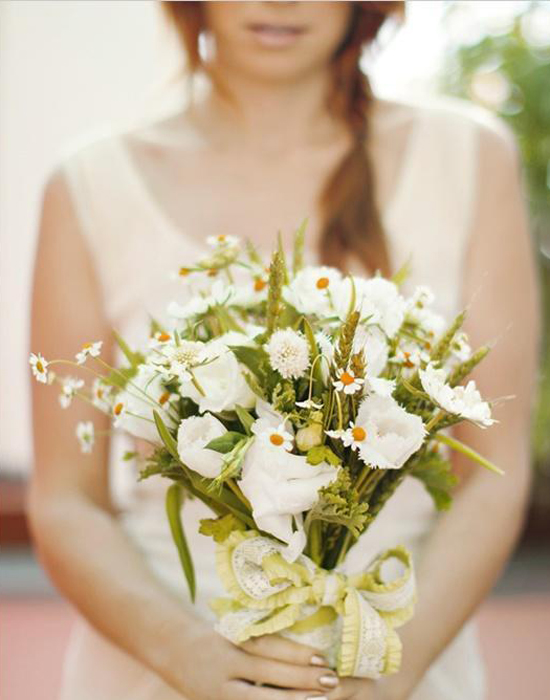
[111,106,425,250]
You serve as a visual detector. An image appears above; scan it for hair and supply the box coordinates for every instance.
[163,1,404,277]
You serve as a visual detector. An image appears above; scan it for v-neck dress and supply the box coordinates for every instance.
[57,97,489,700]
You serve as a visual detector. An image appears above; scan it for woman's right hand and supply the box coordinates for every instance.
[171,621,341,700]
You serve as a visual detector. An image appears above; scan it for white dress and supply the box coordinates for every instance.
[57,98,489,700]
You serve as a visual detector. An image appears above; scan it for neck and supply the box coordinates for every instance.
[193,61,344,153]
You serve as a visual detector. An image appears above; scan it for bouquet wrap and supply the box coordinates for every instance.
[212,530,415,678]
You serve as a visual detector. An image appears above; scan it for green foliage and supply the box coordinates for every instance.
[205,431,246,454]
[306,445,342,467]
[166,483,196,602]
[411,449,459,511]
[334,310,360,371]
[306,468,370,538]
[292,218,307,275]
[266,251,286,336]
[199,514,246,543]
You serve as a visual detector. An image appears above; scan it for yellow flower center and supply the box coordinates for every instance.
[254,278,267,292]
[340,371,355,386]
[36,361,44,373]
[351,426,367,442]
[96,388,104,399]
[157,332,171,342]
[179,267,190,277]
[316,277,330,290]
[270,433,284,447]
[217,235,226,242]
[207,269,218,277]
[83,342,92,350]
[159,391,171,406]
[113,402,124,416]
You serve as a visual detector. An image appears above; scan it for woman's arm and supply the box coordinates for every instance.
[381,122,541,698]
[28,171,340,700]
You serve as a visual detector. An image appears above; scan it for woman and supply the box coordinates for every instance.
[29,2,540,699]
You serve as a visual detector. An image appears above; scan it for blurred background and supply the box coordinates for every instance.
[1,1,549,698]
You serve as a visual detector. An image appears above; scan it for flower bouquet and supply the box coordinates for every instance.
[30,223,502,679]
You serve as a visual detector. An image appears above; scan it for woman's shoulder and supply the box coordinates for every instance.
[373,94,517,155]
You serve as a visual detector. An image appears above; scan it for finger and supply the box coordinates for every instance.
[226,679,330,700]
[325,677,366,699]
[240,635,329,668]
[236,655,339,692]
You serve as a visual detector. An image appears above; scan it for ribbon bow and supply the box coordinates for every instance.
[211,530,416,679]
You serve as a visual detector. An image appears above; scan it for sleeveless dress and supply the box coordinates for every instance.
[57,98,489,700]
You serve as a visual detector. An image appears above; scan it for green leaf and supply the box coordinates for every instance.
[205,432,246,454]
[235,405,255,435]
[153,410,179,461]
[391,255,412,287]
[306,445,342,467]
[434,433,504,475]
[230,345,268,378]
[112,330,143,367]
[292,218,307,276]
[277,230,290,285]
[122,451,138,462]
[166,483,196,602]
[411,450,459,511]
[199,514,246,543]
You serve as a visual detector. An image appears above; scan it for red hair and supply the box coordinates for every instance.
[163,1,404,276]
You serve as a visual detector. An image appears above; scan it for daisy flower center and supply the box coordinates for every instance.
[36,361,44,373]
[270,433,285,447]
[217,235,226,242]
[254,279,267,292]
[179,267,190,277]
[352,426,367,442]
[159,391,171,405]
[157,332,171,342]
[174,346,199,366]
[316,277,330,290]
[340,371,355,386]
[113,402,124,416]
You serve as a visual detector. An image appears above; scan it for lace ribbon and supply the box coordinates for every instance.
[211,530,416,678]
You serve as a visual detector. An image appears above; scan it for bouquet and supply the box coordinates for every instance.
[30,222,502,679]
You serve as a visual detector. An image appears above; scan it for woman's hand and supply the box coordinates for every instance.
[172,625,342,700]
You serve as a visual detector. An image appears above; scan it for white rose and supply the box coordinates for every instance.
[177,414,227,478]
[239,441,338,560]
[113,364,175,443]
[180,346,256,413]
[352,394,426,469]
[336,277,406,338]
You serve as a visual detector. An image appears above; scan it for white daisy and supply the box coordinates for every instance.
[450,332,472,363]
[92,378,112,411]
[59,376,85,409]
[419,363,495,428]
[266,329,310,380]
[283,266,343,317]
[256,422,294,452]
[29,353,49,384]
[76,421,95,454]
[150,339,206,381]
[206,234,240,249]
[295,398,323,410]
[391,343,430,370]
[75,341,103,365]
[333,368,364,395]
[327,422,369,451]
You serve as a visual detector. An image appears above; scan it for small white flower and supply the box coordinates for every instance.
[256,422,294,452]
[408,285,435,310]
[148,330,174,349]
[59,376,85,409]
[29,353,49,383]
[76,421,95,454]
[450,332,471,363]
[391,343,430,370]
[150,339,206,382]
[266,329,310,380]
[353,326,388,377]
[365,377,396,397]
[327,422,369,452]
[333,368,364,395]
[419,363,495,428]
[177,414,227,478]
[295,398,323,410]
[92,378,112,411]
[206,234,240,249]
[75,341,103,365]
[336,277,406,338]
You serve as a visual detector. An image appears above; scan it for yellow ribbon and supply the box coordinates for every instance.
[211,530,416,678]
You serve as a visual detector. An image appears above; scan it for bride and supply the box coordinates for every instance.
[29,2,539,699]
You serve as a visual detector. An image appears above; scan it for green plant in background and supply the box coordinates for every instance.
[439,1,550,472]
